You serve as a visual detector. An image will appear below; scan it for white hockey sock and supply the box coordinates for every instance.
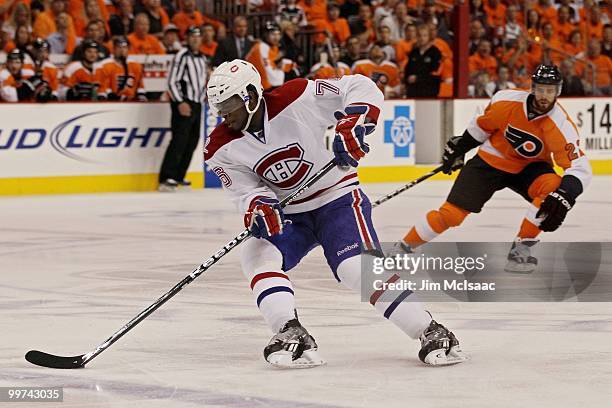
[336,255,431,339]
[241,239,296,333]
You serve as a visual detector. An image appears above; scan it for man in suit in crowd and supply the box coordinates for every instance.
[212,16,253,67]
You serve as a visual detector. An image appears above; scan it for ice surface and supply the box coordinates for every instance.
[2,178,612,407]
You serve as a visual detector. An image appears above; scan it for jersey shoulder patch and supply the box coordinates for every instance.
[204,123,244,162]
[263,78,308,121]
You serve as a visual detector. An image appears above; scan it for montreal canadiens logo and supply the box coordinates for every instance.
[254,143,313,189]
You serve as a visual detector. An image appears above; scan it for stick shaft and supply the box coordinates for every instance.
[372,166,443,208]
[81,159,338,365]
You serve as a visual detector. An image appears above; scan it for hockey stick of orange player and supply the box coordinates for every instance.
[24,158,339,369]
[372,165,444,208]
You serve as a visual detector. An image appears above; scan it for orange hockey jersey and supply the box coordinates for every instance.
[98,57,145,100]
[309,62,351,80]
[0,68,34,102]
[467,89,591,189]
[62,61,104,96]
[23,61,60,92]
[351,59,400,97]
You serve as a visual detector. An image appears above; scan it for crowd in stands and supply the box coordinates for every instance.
[0,0,610,103]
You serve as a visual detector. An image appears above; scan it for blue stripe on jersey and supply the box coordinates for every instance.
[383,289,413,319]
[256,286,295,307]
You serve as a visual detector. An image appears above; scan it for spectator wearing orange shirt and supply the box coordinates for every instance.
[525,8,541,39]
[583,39,611,95]
[128,13,165,54]
[298,0,327,24]
[99,37,147,101]
[199,23,218,60]
[534,0,556,24]
[33,0,76,39]
[395,23,416,68]
[324,3,350,46]
[553,6,576,43]
[502,36,530,87]
[68,0,109,25]
[172,0,203,39]
[538,21,563,65]
[484,0,506,29]
[72,19,111,62]
[563,29,585,57]
[72,0,111,39]
[469,40,498,80]
[580,6,605,41]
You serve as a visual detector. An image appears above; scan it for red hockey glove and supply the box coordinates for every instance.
[244,196,285,239]
[333,105,376,168]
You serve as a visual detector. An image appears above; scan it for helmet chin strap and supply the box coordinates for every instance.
[241,93,262,131]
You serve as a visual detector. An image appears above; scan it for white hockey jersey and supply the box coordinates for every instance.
[204,75,384,215]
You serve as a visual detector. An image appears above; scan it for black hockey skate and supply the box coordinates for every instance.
[505,238,538,273]
[263,319,325,368]
[419,319,468,366]
[386,240,414,257]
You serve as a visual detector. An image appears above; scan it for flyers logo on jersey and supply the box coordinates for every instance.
[504,125,544,158]
[254,143,313,189]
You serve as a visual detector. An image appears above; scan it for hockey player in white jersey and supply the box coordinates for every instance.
[205,59,468,367]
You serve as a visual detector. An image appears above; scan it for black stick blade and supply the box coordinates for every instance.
[25,350,86,369]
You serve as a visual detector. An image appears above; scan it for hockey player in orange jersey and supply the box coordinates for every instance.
[351,44,400,98]
[63,39,104,101]
[395,65,592,273]
[98,37,147,101]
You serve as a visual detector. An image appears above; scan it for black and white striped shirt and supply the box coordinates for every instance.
[167,47,207,103]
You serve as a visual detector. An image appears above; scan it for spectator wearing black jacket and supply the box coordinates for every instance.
[404,24,441,97]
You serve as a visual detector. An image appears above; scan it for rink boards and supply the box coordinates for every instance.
[1,98,611,195]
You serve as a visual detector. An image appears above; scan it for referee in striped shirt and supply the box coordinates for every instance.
[159,26,207,191]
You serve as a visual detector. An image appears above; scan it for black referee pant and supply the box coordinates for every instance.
[159,100,202,183]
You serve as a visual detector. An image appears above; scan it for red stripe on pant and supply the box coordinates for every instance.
[352,190,373,250]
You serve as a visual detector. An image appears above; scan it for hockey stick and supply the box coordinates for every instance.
[25,159,339,369]
[372,165,444,208]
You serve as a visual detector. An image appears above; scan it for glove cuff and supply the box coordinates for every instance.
[558,175,582,204]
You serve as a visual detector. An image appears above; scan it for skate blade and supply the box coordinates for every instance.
[422,347,469,366]
[504,261,536,274]
[266,350,326,369]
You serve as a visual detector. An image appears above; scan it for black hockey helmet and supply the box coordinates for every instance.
[113,36,129,47]
[264,21,281,34]
[82,39,100,51]
[6,49,25,62]
[186,25,202,37]
[531,64,563,95]
[33,37,50,50]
